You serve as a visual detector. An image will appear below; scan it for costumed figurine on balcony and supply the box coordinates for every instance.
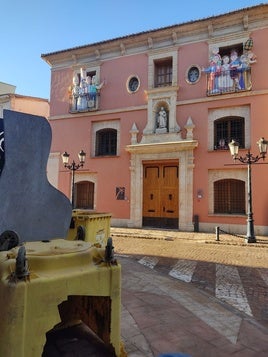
[87,75,105,108]
[218,55,233,92]
[229,50,241,90]
[238,54,251,90]
[202,46,222,94]
[77,68,88,111]
[71,75,80,111]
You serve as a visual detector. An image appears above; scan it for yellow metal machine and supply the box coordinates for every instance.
[67,210,112,246]
[0,112,124,355]
[0,238,122,356]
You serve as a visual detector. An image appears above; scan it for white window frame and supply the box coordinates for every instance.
[208,106,250,151]
[148,50,178,89]
[91,120,120,157]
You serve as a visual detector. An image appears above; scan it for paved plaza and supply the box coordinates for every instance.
[112,228,268,356]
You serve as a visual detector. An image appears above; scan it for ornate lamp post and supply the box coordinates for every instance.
[61,150,86,208]
[228,138,268,243]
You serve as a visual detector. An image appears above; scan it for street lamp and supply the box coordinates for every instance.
[228,138,268,243]
[61,150,86,208]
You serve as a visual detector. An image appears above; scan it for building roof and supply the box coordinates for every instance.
[41,3,266,60]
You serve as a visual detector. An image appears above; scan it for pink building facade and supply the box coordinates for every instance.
[43,4,268,235]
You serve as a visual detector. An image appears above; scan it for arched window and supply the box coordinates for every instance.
[95,128,117,156]
[75,181,94,209]
[214,116,245,150]
[214,179,245,214]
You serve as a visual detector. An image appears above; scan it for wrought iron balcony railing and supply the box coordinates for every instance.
[206,67,252,96]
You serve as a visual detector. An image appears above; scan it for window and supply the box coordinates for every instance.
[127,76,140,93]
[95,128,117,156]
[186,65,201,84]
[75,181,94,209]
[154,58,172,87]
[214,116,245,150]
[205,41,253,95]
[70,67,103,113]
[214,179,245,214]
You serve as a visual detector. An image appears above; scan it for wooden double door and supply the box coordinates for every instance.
[142,163,179,229]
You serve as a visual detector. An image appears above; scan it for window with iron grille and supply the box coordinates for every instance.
[214,116,245,150]
[214,179,245,214]
[75,181,94,209]
[95,128,117,156]
[154,58,172,87]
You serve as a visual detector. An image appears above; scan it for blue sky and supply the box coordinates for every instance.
[1,0,266,99]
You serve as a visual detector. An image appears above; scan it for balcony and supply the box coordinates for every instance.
[206,67,251,96]
[69,93,100,113]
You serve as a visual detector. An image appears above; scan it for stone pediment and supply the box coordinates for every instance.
[126,140,198,155]
[140,132,181,144]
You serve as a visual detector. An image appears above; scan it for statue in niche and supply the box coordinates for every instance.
[157,107,167,129]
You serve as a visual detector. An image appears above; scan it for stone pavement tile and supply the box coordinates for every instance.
[237,319,268,352]
[120,256,268,356]
[231,348,267,357]
[123,286,239,356]
[149,332,227,357]
[121,305,153,357]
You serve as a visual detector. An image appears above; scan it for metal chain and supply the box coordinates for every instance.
[218,228,245,240]
[218,227,267,243]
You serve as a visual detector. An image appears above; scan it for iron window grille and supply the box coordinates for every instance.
[214,116,245,150]
[214,179,245,214]
[95,128,117,156]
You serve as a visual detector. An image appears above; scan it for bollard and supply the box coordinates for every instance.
[193,215,199,232]
[215,226,220,241]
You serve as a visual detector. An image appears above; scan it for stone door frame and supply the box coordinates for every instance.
[126,140,197,230]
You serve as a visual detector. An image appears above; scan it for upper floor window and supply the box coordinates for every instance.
[214,116,245,150]
[204,40,256,96]
[154,58,172,87]
[127,75,140,93]
[95,128,117,156]
[70,67,104,113]
[214,179,245,214]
